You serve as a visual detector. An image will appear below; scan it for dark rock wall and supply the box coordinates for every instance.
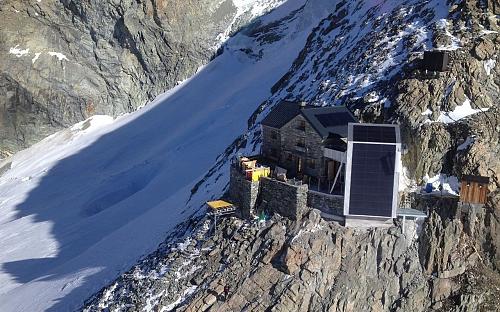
[0,0,241,156]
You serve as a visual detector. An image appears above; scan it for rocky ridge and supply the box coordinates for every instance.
[84,199,500,311]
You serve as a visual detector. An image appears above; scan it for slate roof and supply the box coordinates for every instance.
[261,101,358,139]
[301,106,357,138]
[261,101,313,129]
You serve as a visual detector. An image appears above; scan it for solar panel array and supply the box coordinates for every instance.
[353,125,396,143]
[316,112,356,128]
[348,143,396,217]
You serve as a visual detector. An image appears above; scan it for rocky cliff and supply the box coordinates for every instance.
[83,202,499,311]
[0,0,282,157]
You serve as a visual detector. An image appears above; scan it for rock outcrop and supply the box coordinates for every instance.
[0,0,279,156]
[379,1,499,188]
[84,201,500,311]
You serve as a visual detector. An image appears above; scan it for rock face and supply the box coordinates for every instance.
[388,1,500,186]
[0,0,280,156]
[84,203,500,311]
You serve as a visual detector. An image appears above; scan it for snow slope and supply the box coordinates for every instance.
[0,1,337,311]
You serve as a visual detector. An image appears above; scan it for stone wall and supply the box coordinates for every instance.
[259,177,308,220]
[307,190,344,215]
[262,125,281,161]
[229,166,260,218]
[229,165,345,220]
[279,114,325,178]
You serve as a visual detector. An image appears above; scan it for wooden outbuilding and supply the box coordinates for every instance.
[459,175,489,205]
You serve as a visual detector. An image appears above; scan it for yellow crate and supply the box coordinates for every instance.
[247,167,270,181]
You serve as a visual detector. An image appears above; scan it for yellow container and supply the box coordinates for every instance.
[248,167,270,181]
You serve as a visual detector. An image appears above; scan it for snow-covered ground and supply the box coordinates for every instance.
[436,98,490,124]
[421,98,490,124]
[0,1,337,311]
[423,174,460,196]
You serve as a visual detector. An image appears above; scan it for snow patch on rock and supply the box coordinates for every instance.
[435,18,461,50]
[437,98,489,123]
[457,136,475,151]
[31,52,41,64]
[424,174,459,196]
[9,45,29,57]
[48,51,68,61]
[484,58,496,75]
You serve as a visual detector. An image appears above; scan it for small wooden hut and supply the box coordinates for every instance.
[459,175,489,205]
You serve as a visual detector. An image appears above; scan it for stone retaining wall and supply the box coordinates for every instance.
[229,167,345,220]
[229,166,260,218]
[259,177,308,220]
[307,190,344,215]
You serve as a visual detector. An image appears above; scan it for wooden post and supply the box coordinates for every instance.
[330,162,344,194]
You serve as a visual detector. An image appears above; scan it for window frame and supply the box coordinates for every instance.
[297,120,306,131]
[296,137,306,148]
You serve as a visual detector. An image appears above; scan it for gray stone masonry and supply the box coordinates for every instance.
[259,177,308,220]
[262,125,281,161]
[307,190,344,215]
[262,114,325,178]
[229,166,260,218]
[279,114,325,178]
[229,166,345,221]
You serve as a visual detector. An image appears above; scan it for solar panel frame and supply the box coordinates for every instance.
[344,123,401,220]
[347,143,396,217]
[352,125,397,143]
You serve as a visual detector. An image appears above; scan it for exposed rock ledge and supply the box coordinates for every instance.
[84,199,500,312]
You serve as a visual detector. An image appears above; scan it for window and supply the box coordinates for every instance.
[307,159,316,169]
[297,137,306,148]
[297,120,306,131]
[271,130,278,140]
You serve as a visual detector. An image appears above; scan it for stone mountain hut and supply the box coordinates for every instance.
[260,100,358,192]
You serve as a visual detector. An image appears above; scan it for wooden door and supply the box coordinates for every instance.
[327,161,336,181]
[460,181,488,204]
[296,156,303,175]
